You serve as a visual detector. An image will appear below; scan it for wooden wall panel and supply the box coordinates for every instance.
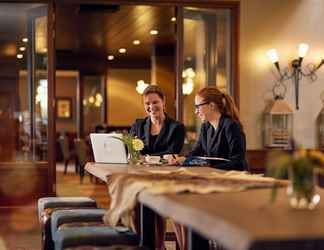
[0,162,48,205]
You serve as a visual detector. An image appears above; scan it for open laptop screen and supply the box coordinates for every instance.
[90,133,128,164]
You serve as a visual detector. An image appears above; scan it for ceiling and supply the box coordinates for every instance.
[56,4,177,59]
[0,3,176,60]
[0,3,214,68]
[0,3,44,57]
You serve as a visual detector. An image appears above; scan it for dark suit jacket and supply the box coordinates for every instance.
[130,116,185,156]
[188,115,248,171]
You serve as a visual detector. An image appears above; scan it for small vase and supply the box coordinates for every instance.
[127,146,140,165]
[287,167,320,209]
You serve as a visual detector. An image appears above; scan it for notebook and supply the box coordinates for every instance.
[90,133,128,164]
[181,156,229,166]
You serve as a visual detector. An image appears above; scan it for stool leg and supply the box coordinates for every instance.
[187,228,209,250]
[43,219,55,250]
[140,204,156,249]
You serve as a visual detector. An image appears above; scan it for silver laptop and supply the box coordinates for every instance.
[90,133,128,164]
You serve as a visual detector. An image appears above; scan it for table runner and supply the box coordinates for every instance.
[103,168,285,231]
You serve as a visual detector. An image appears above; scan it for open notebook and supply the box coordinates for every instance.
[196,156,230,161]
[181,156,229,166]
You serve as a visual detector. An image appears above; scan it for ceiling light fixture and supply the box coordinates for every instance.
[119,48,126,53]
[107,55,114,60]
[19,47,26,51]
[171,17,176,22]
[22,38,28,43]
[17,54,23,59]
[150,30,158,35]
[133,40,140,45]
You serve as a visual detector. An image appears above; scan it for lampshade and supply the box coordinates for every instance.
[136,80,149,94]
[298,43,309,58]
[266,49,279,63]
[182,80,193,95]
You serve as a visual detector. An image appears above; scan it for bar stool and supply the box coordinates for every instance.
[38,197,98,250]
[51,209,139,250]
[66,245,149,250]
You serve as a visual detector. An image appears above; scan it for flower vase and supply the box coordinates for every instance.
[287,166,320,209]
[127,146,140,165]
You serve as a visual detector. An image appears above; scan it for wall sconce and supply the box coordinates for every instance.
[83,93,103,108]
[182,67,195,95]
[266,43,324,109]
[36,79,48,119]
[136,80,149,94]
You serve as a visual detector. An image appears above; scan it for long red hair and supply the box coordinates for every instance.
[197,86,243,130]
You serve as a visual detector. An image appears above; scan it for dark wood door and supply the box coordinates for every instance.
[0,2,55,205]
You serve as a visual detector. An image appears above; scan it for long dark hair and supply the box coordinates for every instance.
[197,86,243,130]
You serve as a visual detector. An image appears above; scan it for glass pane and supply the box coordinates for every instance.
[34,15,48,161]
[0,4,48,162]
[103,5,176,128]
[83,76,104,134]
[182,7,232,141]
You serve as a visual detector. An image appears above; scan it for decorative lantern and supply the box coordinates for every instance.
[264,97,294,148]
[318,102,324,149]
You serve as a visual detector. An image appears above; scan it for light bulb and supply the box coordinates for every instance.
[186,68,196,78]
[88,96,95,104]
[266,49,279,63]
[298,43,309,58]
[150,30,158,35]
[119,48,126,53]
[136,80,149,94]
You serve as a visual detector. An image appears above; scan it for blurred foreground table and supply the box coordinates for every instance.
[139,187,324,250]
[86,162,324,250]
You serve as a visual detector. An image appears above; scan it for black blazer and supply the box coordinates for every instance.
[130,116,185,156]
[188,115,248,171]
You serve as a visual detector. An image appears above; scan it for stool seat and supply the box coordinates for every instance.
[37,197,98,250]
[66,246,149,250]
[51,209,107,240]
[54,226,139,250]
[38,197,97,222]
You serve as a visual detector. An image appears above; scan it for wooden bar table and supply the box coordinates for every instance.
[138,187,324,250]
[85,162,219,249]
[86,162,324,250]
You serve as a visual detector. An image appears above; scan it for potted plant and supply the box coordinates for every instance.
[267,148,324,209]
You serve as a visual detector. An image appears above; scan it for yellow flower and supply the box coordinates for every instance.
[132,138,144,151]
[308,150,324,167]
[294,149,306,158]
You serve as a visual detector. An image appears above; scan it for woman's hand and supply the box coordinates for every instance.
[163,154,185,165]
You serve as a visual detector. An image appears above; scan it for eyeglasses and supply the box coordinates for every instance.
[194,102,209,110]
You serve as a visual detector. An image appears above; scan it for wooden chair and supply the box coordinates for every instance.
[74,138,91,183]
[58,135,77,174]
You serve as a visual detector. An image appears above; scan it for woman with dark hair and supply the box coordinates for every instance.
[130,85,185,250]
[187,86,248,170]
[130,85,185,156]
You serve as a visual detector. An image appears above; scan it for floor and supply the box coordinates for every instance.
[0,163,108,250]
[0,163,176,250]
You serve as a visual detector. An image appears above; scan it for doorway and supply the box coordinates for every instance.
[0,2,55,205]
